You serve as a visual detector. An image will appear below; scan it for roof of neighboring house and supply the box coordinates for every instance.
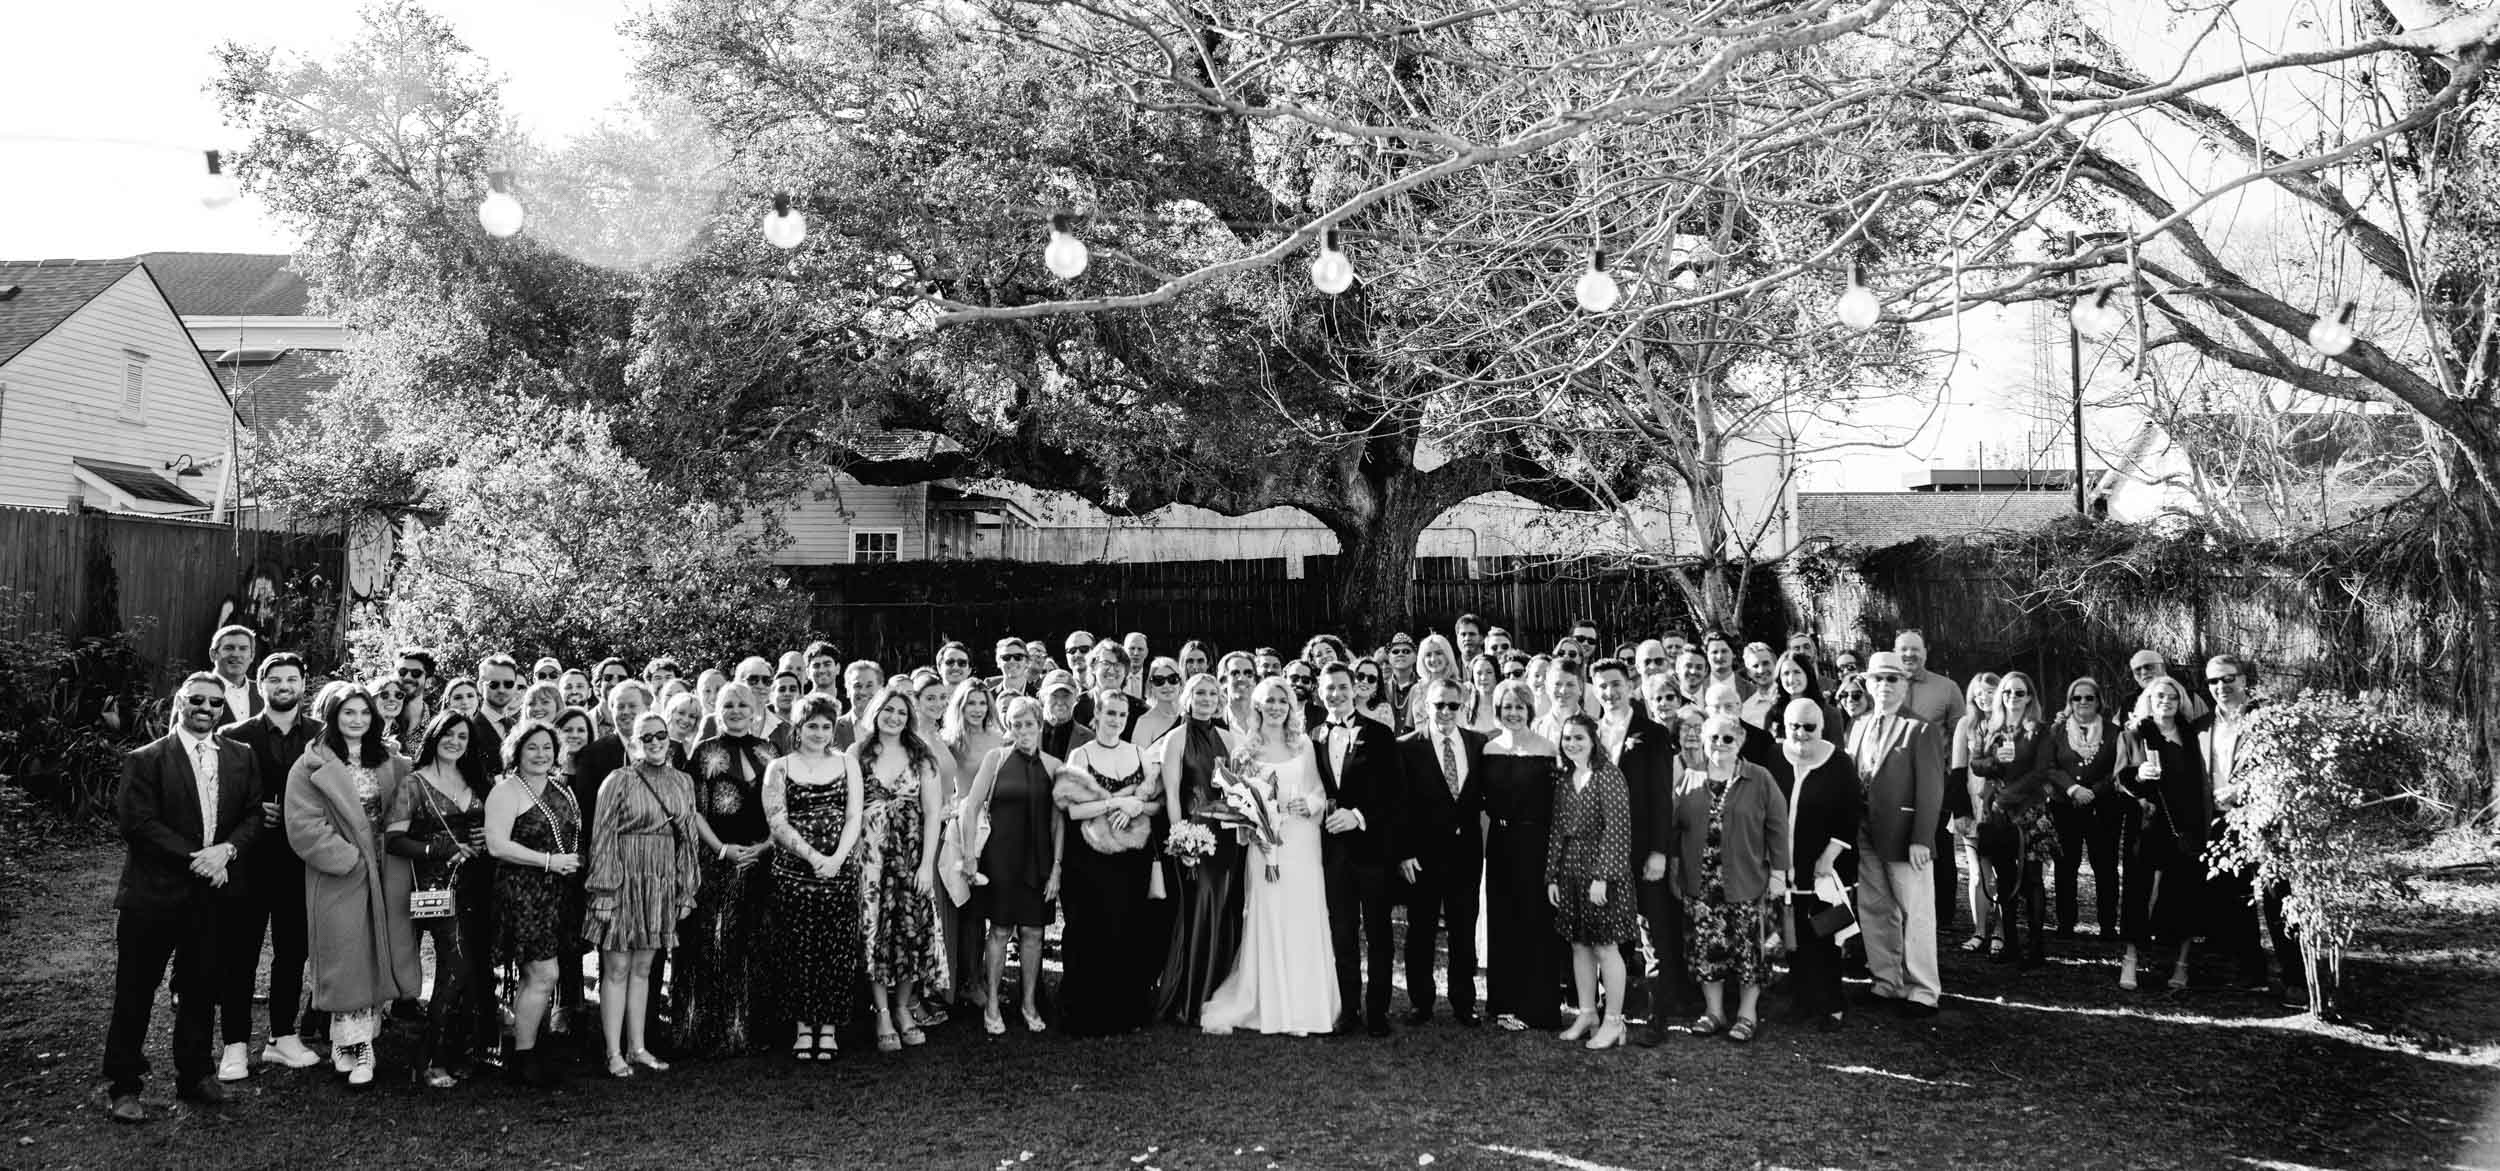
[73,458,209,508]
[1797,490,2079,549]
[0,258,141,368]
[139,252,311,317]
[847,428,964,461]
[205,347,340,432]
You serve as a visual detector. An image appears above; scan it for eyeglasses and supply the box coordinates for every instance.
[1431,701,1462,711]
[636,732,671,745]
[1708,734,1741,744]
[486,680,518,690]
[1790,724,1822,734]
[398,667,427,680]
[600,673,628,685]
[2206,673,2241,684]
[2001,688,2029,698]
[741,675,771,686]
[941,657,971,668]
[2071,692,2100,702]
[1287,675,1314,685]
[773,684,801,695]
[1150,673,1181,685]
[1356,673,1381,683]
[1000,653,1027,662]
[181,694,228,708]
[534,668,560,680]
[373,688,404,701]
[1390,647,1413,656]
[1227,669,1256,679]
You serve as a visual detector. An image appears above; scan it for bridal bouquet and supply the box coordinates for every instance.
[1205,755,1285,883]
[1164,821,1217,868]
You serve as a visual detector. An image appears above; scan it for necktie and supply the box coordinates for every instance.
[1439,731,1461,798]
[192,740,218,847]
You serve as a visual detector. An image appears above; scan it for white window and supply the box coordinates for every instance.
[851,529,902,563]
[120,350,148,420]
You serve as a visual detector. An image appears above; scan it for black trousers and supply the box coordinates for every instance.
[104,906,218,1095]
[1785,891,1847,1017]
[2051,798,2123,933]
[1323,842,1396,1023]
[1992,855,2047,961]
[1623,875,1694,1020]
[1403,830,1484,1016]
[2210,869,2302,986]
[223,853,315,1045]
[1482,822,1560,1027]
[1933,815,1960,933]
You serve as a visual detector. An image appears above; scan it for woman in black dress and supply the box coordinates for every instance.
[1154,673,1243,1025]
[383,711,496,1087]
[959,696,1066,1036]
[2042,676,2122,938]
[766,696,866,1060]
[673,681,776,1057]
[2117,675,2207,992]
[1055,690,1160,1036]
[1480,679,1562,1031]
[483,721,583,1087]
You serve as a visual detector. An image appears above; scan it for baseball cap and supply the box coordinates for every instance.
[1039,670,1079,696]
[1388,632,1416,649]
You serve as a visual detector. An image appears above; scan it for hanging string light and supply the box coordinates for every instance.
[762,193,806,249]
[2308,300,2358,357]
[1833,262,1881,331]
[1042,209,1090,280]
[477,170,525,239]
[199,151,239,210]
[1310,228,1355,296]
[1574,249,1621,313]
[2071,286,2124,338]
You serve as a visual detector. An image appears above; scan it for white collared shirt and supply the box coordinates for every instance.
[219,676,251,727]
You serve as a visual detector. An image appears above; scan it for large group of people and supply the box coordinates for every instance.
[100,616,2304,1121]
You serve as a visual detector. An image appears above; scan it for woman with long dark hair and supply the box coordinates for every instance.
[484,720,582,1087]
[383,711,496,1086]
[284,685,420,1088]
[767,696,866,1060]
[854,682,949,1051]
[1550,713,1634,1050]
[1762,651,1846,763]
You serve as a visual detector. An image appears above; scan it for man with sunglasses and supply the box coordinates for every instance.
[990,637,1036,698]
[1283,659,1324,729]
[2198,655,2301,1004]
[207,625,263,726]
[103,673,266,1123]
[933,641,975,692]
[1384,633,1419,715]
[1484,627,1514,660]
[219,653,326,1079]
[532,656,563,682]
[1063,631,1098,690]
[477,654,525,741]
[1633,639,1671,690]
[1395,680,1489,1027]
[1847,652,1946,1019]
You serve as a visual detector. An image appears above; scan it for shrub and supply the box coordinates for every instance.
[0,588,154,825]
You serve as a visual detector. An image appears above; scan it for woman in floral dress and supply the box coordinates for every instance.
[853,683,948,1051]
[584,712,702,1079]
[672,682,777,1057]
[767,695,866,1059]
[1669,714,1790,1044]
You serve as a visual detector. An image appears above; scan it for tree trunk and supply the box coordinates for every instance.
[1318,467,1463,644]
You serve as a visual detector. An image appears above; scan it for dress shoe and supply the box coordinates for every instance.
[176,1078,225,1106]
[1452,1008,1483,1028]
[1332,1013,1361,1037]
[1585,1017,1627,1050]
[1817,1013,1845,1033]
[218,1042,251,1082]
[1365,1016,1392,1038]
[1633,1021,1668,1049]
[263,1035,320,1069]
[1402,1009,1433,1027]
[106,1094,148,1124]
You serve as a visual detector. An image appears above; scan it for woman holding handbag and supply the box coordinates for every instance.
[2116,675,2208,992]
[283,685,421,1089]
[584,711,702,1079]
[383,711,496,1087]
[1054,689,1161,1036]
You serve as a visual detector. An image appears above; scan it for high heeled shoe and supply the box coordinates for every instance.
[1585,1017,1628,1050]
[1558,1012,1597,1042]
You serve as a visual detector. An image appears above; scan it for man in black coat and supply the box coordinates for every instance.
[102,672,264,1123]
[1592,659,1687,1043]
[1396,679,1489,1026]
[218,653,324,1075]
[1312,663,1405,1035]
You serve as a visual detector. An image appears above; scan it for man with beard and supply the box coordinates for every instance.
[218,653,323,1078]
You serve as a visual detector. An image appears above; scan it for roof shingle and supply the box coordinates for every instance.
[204,348,342,432]
[1796,491,2077,550]
[139,252,311,317]
[0,258,140,368]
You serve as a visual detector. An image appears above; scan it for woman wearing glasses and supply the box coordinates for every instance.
[283,685,420,1088]
[583,711,702,1078]
[1771,699,1859,1032]
[2042,676,2122,940]
[1667,714,1789,1043]
[1350,660,1397,729]
[1967,671,2057,967]
[371,677,418,752]
[2116,675,2207,992]
[1131,658,1187,758]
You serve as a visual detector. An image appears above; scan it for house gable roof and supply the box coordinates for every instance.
[0,258,141,369]
[138,252,312,317]
[205,347,341,433]
[1796,491,2078,550]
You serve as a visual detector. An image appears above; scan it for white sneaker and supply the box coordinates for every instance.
[263,1035,320,1069]
[333,1043,354,1074]
[217,1043,251,1083]
[346,1043,375,1087]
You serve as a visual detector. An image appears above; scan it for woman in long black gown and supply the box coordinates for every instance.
[1155,674,1243,1025]
[1055,690,1160,1036]
[673,681,776,1057]
[1480,679,1563,1031]
[2117,675,2207,993]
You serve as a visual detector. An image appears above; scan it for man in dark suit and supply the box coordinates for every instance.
[218,653,324,1077]
[103,672,264,1122]
[1590,658,1686,1043]
[1311,662,1405,1035]
[1848,652,1946,1018]
[1396,679,1489,1026]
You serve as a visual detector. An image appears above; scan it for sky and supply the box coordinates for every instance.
[0,0,2329,494]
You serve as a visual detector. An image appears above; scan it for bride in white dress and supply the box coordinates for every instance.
[1200,678,1340,1036]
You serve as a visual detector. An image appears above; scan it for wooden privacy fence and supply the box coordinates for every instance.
[0,506,335,689]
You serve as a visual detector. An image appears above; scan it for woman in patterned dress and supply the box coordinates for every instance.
[1669,714,1791,1044]
[584,712,702,1079]
[484,721,582,1087]
[854,682,948,1052]
[959,696,1067,1036]
[767,695,866,1059]
[672,682,776,1057]
[1548,714,1634,1049]
[283,685,420,1088]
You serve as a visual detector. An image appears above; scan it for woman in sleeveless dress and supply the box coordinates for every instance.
[767,695,866,1059]
[1055,690,1160,1036]
[672,682,776,1058]
[854,683,948,1051]
[939,681,1004,1009]
[1200,678,1339,1036]
[485,721,581,1087]
[958,696,1065,1036]
[1155,674,1244,1024]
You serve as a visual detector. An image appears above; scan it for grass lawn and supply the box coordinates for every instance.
[4,841,2498,1170]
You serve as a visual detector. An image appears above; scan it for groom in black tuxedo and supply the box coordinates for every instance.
[1396,679,1489,1026]
[1312,663,1405,1036]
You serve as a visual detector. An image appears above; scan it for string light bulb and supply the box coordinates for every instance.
[1310,228,1355,296]
[1574,250,1621,314]
[1043,210,1089,280]
[477,170,524,239]
[1834,263,1881,331]
[2308,301,2358,357]
[2071,286,2123,338]
[762,193,806,250]
[199,150,239,210]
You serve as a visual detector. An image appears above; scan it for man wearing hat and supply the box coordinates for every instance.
[1384,633,1419,722]
[1036,670,1092,758]
[1847,651,1946,1018]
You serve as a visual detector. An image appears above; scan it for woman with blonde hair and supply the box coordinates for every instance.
[1198,677,1336,1036]
[1949,672,2002,952]
[2116,675,2207,992]
[1404,634,1464,727]
[1155,673,1244,1024]
[583,710,701,1079]
[1968,670,2057,967]
[958,696,1066,1035]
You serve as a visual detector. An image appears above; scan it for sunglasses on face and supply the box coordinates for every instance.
[1708,734,1741,745]
[600,674,628,686]
[774,684,800,695]
[1001,653,1027,662]
[182,694,228,709]
[1356,674,1380,684]
[1150,673,1181,685]
[636,732,670,745]
[1288,675,1314,685]
[941,657,970,668]
[535,669,560,680]
[1790,724,1822,734]
[486,680,518,690]
[374,688,404,701]
[2072,692,2099,701]
[2002,688,2029,698]
[2206,673,2241,685]
[1431,701,1462,712]
[398,668,427,680]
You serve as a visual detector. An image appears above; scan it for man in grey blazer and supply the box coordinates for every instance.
[1848,652,1946,1017]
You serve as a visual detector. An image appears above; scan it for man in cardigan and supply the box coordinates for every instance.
[103,672,264,1122]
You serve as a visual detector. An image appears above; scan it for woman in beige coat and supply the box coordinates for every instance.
[285,684,421,1087]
